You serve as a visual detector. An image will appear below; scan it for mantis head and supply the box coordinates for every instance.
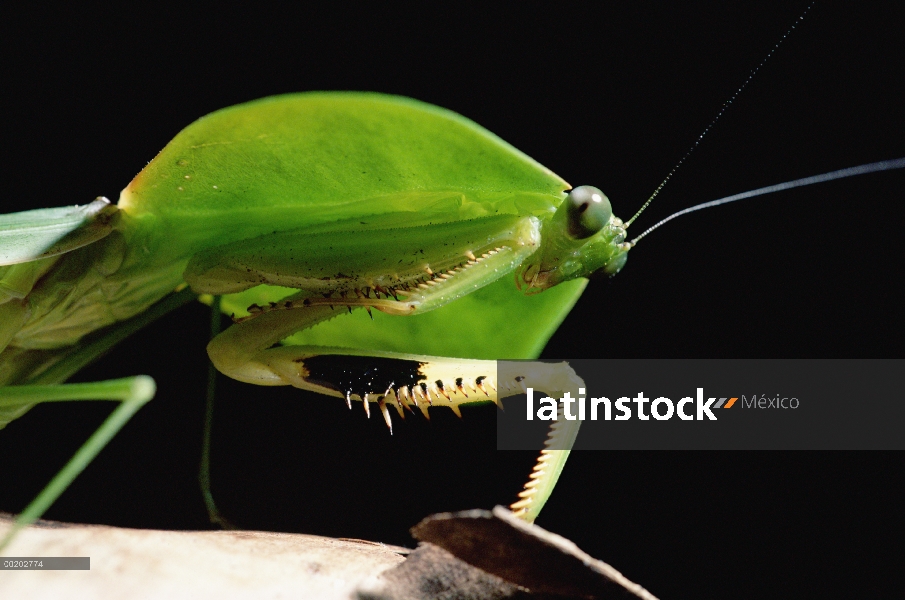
[517,186,631,293]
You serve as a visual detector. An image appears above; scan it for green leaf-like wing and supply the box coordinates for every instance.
[0,198,116,267]
[120,92,569,262]
[124,92,586,358]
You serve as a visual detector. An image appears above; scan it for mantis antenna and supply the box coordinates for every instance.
[629,157,905,245]
[623,3,814,229]
[616,1,901,247]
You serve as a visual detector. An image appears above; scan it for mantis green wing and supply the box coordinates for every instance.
[0,199,118,267]
[119,92,594,360]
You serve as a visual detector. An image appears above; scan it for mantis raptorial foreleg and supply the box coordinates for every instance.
[201,261,585,523]
[182,208,585,522]
[192,213,544,396]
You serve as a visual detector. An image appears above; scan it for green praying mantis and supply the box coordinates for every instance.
[3,5,904,556]
[3,90,615,546]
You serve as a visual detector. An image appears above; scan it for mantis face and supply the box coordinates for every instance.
[518,185,631,293]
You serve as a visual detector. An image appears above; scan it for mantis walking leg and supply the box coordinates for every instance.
[0,289,196,551]
[0,377,155,550]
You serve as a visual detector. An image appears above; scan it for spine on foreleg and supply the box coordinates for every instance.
[498,361,585,523]
[267,350,584,520]
[288,353,502,431]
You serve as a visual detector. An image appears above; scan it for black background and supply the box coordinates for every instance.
[2,3,903,598]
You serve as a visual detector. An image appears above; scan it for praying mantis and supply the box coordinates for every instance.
[4,4,895,592]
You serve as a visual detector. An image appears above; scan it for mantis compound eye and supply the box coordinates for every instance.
[564,185,611,239]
